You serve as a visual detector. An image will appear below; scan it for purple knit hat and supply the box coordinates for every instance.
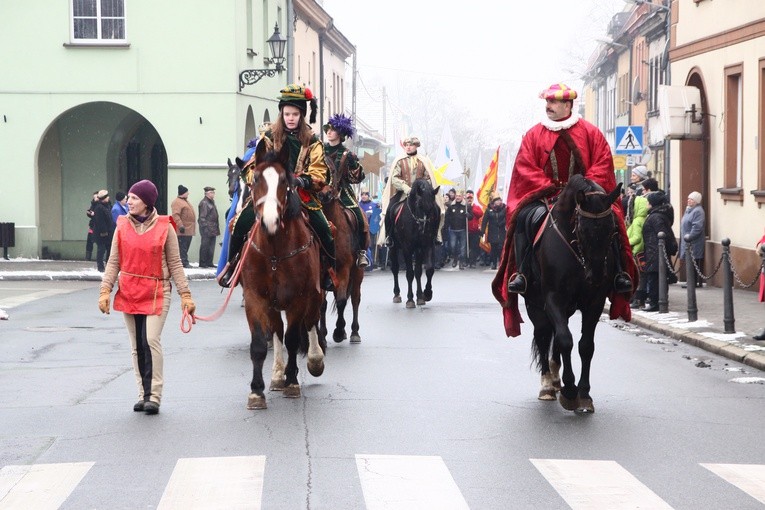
[129,180,158,211]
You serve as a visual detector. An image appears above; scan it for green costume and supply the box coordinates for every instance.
[324,142,368,250]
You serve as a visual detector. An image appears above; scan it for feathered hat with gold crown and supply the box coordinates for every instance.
[278,84,317,124]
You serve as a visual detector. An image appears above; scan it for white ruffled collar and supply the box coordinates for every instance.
[541,112,581,131]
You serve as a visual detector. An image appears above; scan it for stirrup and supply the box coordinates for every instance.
[216,254,240,288]
[357,250,370,268]
[614,271,633,294]
[507,272,527,294]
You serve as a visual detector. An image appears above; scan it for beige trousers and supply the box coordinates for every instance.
[123,290,170,404]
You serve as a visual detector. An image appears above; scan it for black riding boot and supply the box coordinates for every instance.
[217,235,244,288]
[507,232,530,294]
[612,237,633,294]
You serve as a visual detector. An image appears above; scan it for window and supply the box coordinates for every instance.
[722,64,744,198]
[758,59,765,195]
[72,0,126,42]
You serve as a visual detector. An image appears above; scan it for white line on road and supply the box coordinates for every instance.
[701,463,765,504]
[531,458,673,510]
[157,456,266,510]
[0,461,94,510]
[355,454,469,510]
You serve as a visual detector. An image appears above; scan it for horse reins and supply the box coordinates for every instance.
[546,191,615,270]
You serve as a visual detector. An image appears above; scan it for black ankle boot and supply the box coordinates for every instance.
[614,272,633,294]
[507,273,527,293]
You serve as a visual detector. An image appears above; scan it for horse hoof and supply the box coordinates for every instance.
[393,295,402,303]
[575,398,595,414]
[406,300,416,309]
[270,379,286,391]
[350,334,361,344]
[416,298,426,305]
[284,384,301,398]
[538,389,557,401]
[333,331,347,343]
[424,290,433,302]
[247,393,267,410]
[558,394,579,411]
[307,357,325,377]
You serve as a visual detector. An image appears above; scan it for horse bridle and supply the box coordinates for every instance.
[249,179,313,271]
[548,190,616,270]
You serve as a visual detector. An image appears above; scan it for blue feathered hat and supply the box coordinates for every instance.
[323,113,355,141]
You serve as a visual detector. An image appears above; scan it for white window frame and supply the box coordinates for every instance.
[70,0,128,45]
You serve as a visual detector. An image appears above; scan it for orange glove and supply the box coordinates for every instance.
[180,292,196,316]
[98,290,110,314]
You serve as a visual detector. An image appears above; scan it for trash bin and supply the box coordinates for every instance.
[0,222,15,259]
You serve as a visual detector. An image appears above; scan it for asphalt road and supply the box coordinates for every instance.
[1,269,765,509]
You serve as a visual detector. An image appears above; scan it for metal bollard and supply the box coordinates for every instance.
[722,238,735,333]
[658,232,668,313]
[685,234,698,322]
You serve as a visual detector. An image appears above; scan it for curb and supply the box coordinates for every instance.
[629,314,765,372]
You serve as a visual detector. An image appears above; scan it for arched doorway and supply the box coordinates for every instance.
[679,69,711,238]
[37,101,167,259]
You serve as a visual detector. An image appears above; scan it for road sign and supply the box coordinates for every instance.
[612,155,627,171]
[615,126,643,155]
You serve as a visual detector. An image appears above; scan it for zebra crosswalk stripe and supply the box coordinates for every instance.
[701,463,765,504]
[530,459,673,510]
[355,454,469,510]
[0,461,94,510]
[157,455,266,510]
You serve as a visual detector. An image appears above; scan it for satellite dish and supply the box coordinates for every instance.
[631,76,643,104]
[640,146,652,165]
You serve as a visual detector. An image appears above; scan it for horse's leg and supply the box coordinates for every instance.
[269,314,286,391]
[306,322,325,377]
[544,298,578,411]
[527,304,556,401]
[282,320,302,398]
[405,251,416,308]
[391,246,402,303]
[423,248,434,302]
[245,297,273,410]
[333,296,348,343]
[415,254,426,306]
[319,296,328,340]
[550,347,562,391]
[575,304,603,414]
[349,271,362,344]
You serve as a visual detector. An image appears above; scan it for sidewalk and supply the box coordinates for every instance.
[2,258,764,371]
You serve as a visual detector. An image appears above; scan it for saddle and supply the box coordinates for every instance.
[524,201,549,247]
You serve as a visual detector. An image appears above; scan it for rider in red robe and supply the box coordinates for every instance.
[491,83,636,337]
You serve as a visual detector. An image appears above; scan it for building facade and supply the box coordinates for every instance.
[0,0,380,261]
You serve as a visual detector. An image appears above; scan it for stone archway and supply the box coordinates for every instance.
[37,101,167,259]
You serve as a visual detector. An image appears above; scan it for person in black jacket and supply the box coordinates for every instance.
[444,191,472,269]
[481,196,507,270]
[641,190,675,311]
[92,190,115,272]
[85,191,99,260]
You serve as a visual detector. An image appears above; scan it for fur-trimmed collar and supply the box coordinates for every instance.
[541,112,581,131]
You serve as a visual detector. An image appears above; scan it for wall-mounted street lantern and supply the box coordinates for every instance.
[239,23,287,91]
[623,0,670,12]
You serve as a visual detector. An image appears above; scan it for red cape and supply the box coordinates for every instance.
[491,117,636,337]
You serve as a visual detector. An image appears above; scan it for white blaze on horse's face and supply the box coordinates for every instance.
[261,166,281,234]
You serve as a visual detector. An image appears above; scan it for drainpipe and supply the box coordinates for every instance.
[663,1,672,194]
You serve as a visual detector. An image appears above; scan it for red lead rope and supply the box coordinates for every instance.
[180,227,255,333]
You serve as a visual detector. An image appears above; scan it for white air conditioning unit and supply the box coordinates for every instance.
[657,85,703,140]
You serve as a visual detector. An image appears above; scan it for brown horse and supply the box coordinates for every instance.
[319,194,365,344]
[237,146,326,410]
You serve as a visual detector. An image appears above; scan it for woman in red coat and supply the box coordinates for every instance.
[754,229,765,340]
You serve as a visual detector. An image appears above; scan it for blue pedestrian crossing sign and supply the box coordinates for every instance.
[614,126,643,155]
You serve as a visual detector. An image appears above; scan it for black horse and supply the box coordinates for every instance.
[389,179,440,308]
[524,174,622,414]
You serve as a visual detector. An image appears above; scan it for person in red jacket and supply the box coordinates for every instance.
[465,190,483,268]
[491,83,636,337]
